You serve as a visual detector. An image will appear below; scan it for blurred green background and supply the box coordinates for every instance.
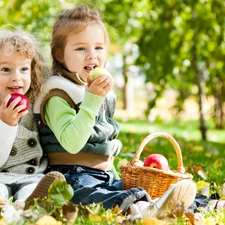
[1,0,225,142]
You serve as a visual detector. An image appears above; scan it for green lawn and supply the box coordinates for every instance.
[1,118,225,225]
[115,118,225,194]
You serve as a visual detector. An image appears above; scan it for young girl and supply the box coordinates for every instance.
[0,29,65,203]
[34,4,196,219]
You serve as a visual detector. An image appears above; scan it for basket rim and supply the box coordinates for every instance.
[131,132,185,173]
[120,161,193,179]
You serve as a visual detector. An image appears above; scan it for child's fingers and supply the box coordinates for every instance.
[6,96,22,110]
[1,94,11,107]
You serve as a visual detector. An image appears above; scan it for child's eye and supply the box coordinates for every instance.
[76,47,85,51]
[96,47,103,50]
[21,67,29,72]
[1,67,10,72]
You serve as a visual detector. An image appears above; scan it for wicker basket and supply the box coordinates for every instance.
[120,132,193,199]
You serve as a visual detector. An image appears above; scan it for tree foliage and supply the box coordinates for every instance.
[136,0,225,134]
[1,0,225,138]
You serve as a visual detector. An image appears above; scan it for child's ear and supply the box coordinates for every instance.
[55,50,64,63]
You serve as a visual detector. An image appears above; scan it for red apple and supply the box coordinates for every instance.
[88,67,111,81]
[143,154,169,171]
[7,93,29,112]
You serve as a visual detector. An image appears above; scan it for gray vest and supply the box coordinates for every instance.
[34,75,122,171]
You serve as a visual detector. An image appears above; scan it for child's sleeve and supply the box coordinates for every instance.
[0,120,17,167]
[44,92,104,154]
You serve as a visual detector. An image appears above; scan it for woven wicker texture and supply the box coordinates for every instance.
[120,132,193,199]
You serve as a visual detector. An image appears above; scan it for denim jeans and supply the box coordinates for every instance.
[187,195,214,212]
[46,165,151,212]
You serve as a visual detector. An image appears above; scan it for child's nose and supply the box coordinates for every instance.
[87,51,97,60]
[87,55,97,60]
[11,70,22,81]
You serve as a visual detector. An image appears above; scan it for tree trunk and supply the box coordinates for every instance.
[196,68,207,140]
[192,7,207,140]
[213,80,225,129]
[122,54,128,110]
[122,43,135,112]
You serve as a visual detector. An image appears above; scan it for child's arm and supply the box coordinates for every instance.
[0,120,17,167]
[44,92,104,154]
[0,94,26,167]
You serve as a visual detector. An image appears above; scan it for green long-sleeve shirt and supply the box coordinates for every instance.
[34,74,122,172]
[44,92,104,154]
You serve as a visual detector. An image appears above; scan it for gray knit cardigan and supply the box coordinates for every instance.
[0,102,47,185]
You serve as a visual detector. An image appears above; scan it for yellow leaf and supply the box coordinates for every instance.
[143,146,153,152]
[185,211,205,225]
[204,216,217,225]
[0,218,7,225]
[128,126,137,133]
[0,199,5,205]
[35,215,62,225]
[205,153,212,158]
[105,211,114,221]
[113,205,123,215]
[88,213,102,222]
[193,146,204,152]
[196,181,209,190]
[141,217,169,225]
[118,159,129,168]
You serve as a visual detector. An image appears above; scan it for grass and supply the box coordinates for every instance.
[1,118,225,224]
[115,118,225,185]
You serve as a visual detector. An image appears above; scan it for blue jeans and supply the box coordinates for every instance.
[187,195,214,212]
[46,165,151,212]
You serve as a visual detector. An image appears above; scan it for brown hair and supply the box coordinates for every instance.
[51,4,110,75]
[0,29,50,101]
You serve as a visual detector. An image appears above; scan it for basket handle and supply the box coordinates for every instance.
[131,132,185,173]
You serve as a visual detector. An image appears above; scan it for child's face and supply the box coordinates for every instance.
[0,51,31,103]
[62,24,107,82]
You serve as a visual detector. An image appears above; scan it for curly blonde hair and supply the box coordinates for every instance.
[51,4,110,75]
[0,29,49,101]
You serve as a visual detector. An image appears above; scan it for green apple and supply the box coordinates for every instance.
[88,67,111,81]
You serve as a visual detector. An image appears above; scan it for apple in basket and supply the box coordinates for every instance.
[88,67,112,81]
[143,154,169,171]
[7,93,29,113]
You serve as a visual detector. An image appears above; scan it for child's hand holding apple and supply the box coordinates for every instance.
[88,67,112,82]
[86,67,113,97]
[7,93,29,113]
[0,93,29,126]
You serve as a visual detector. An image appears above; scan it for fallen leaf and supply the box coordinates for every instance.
[220,183,225,199]
[116,215,128,224]
[0,218,7,225]
[196,181,210,191]
[118,159,129,168]
[35,215,62,225]
[88,213,102,222]
[0,200,5,205]
[193,146,204,152]
[185,212,205,225]
[198,170,208,180]
[141,217,169,225]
